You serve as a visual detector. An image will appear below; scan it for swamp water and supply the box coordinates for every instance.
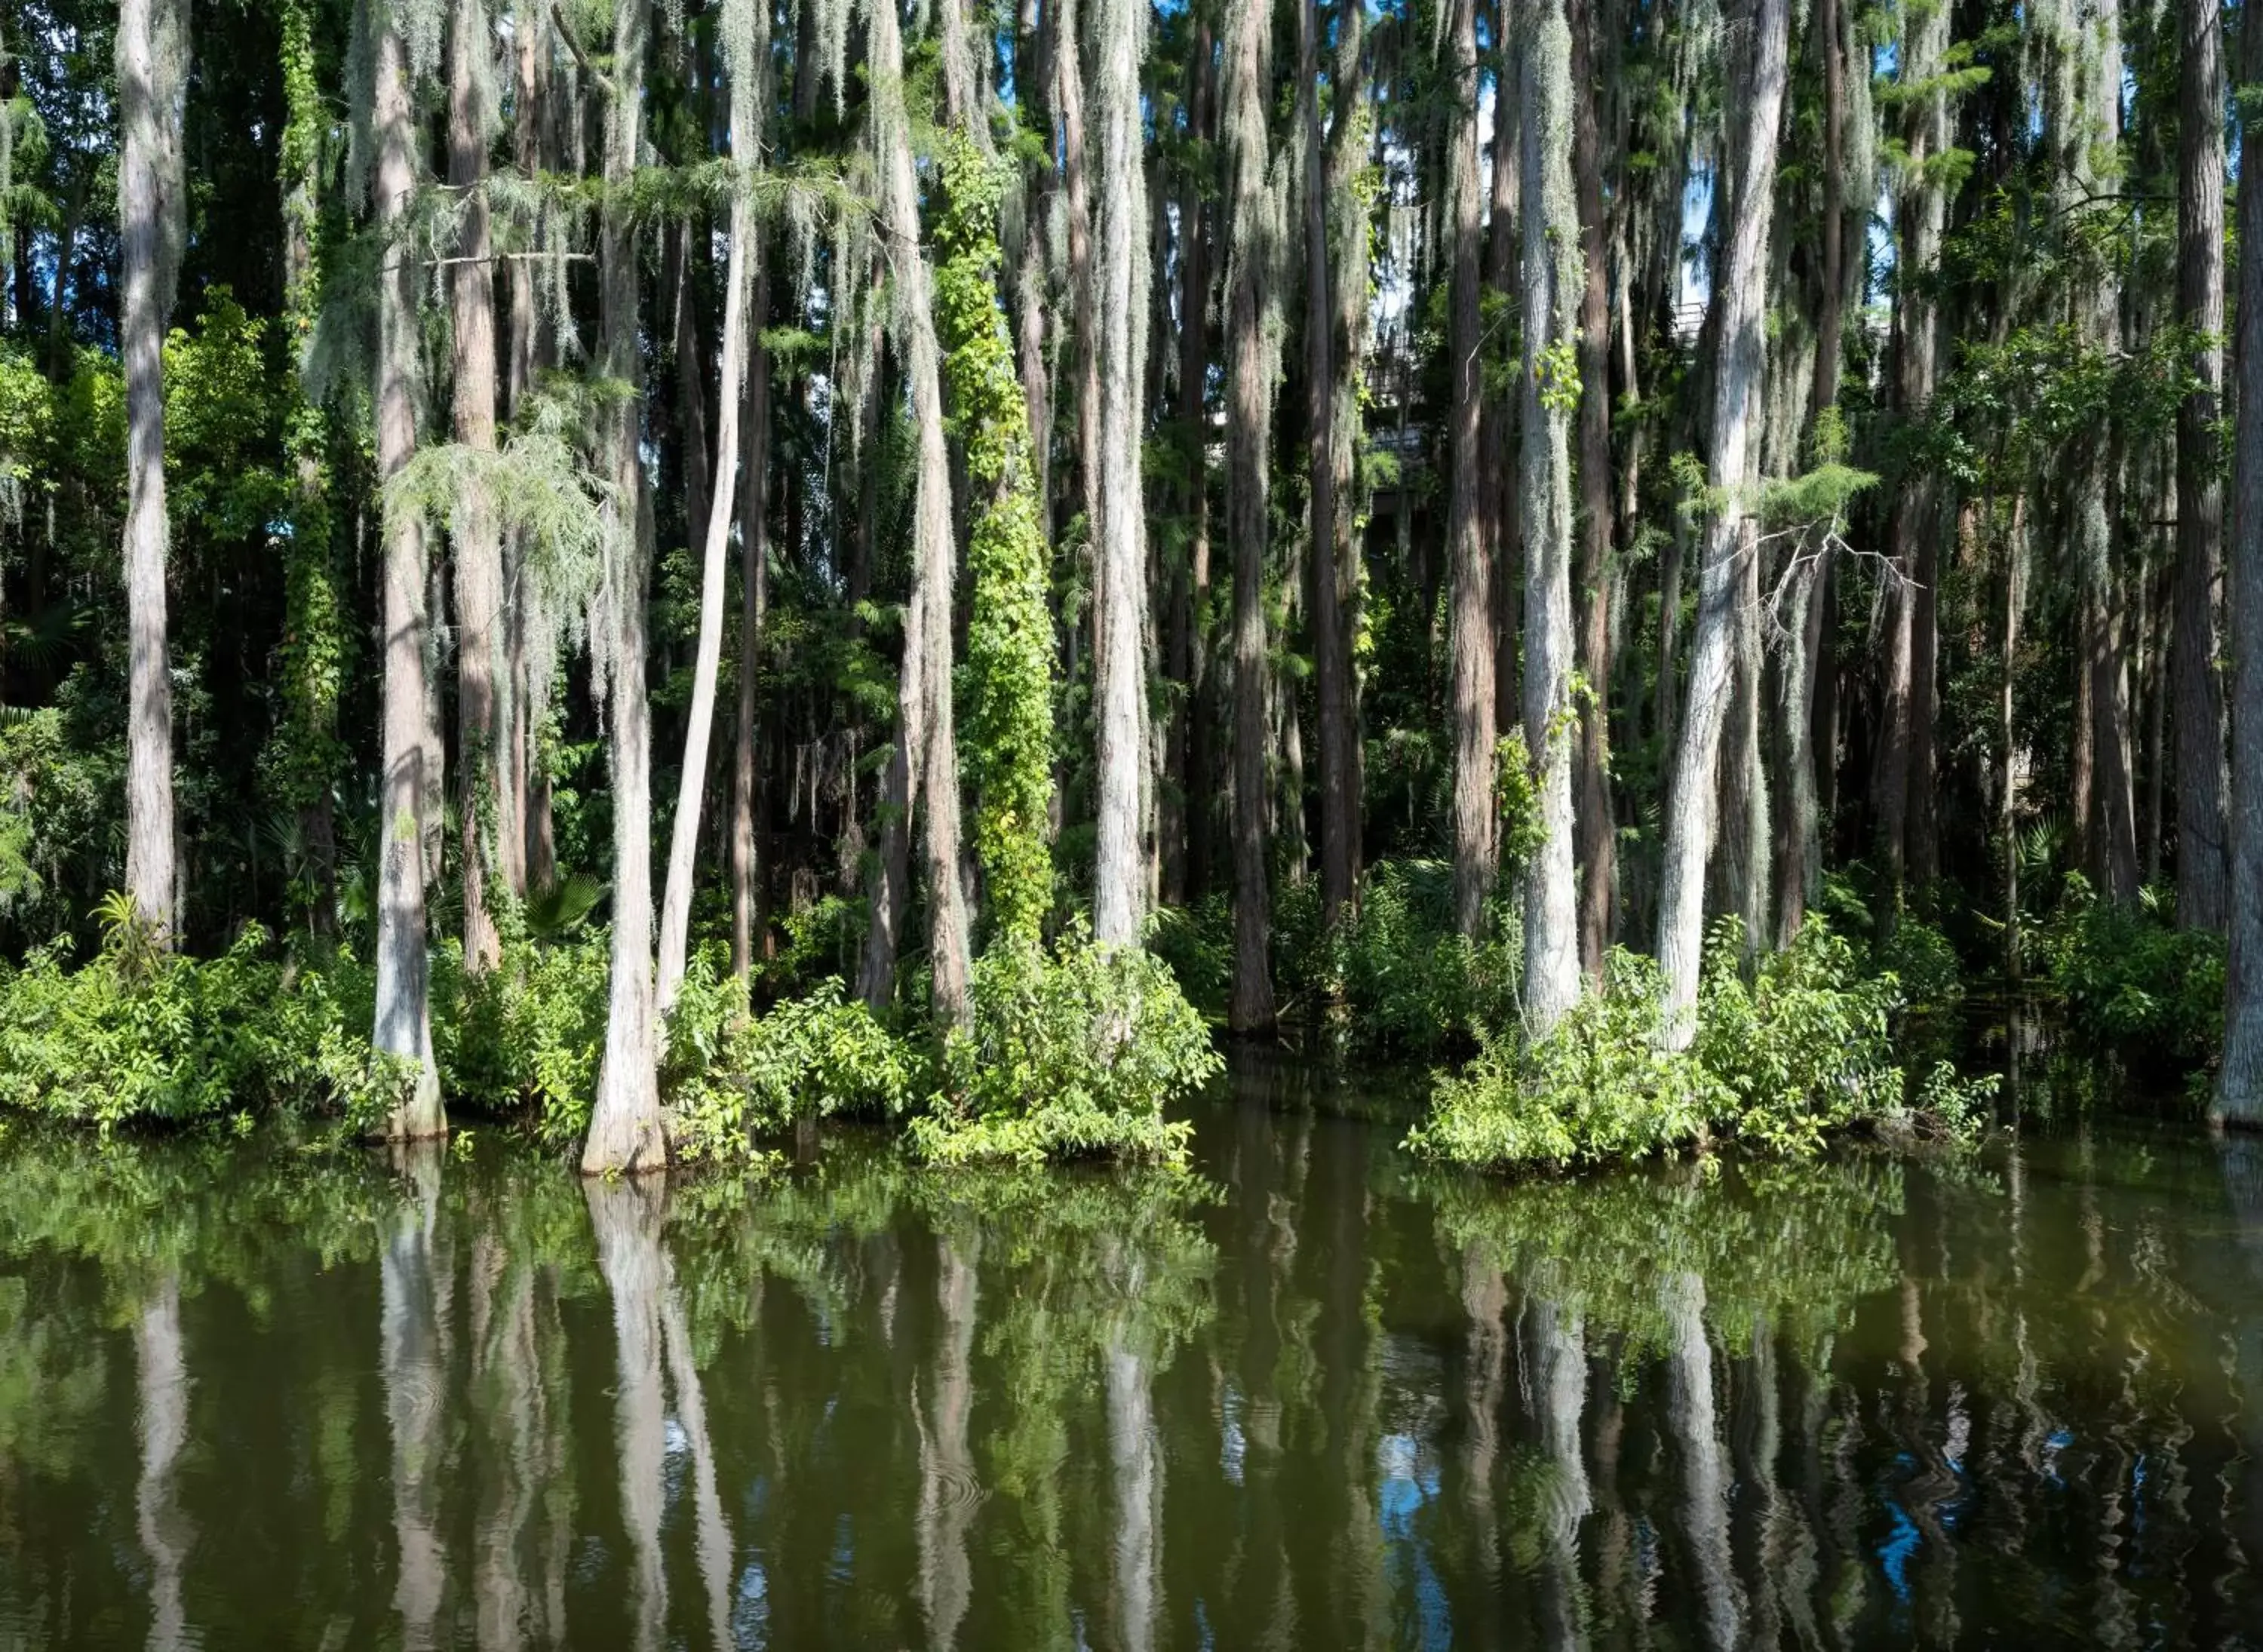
[3,1061,2263,1648]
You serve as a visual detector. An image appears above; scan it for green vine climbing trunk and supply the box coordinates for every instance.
[270,0,345,937]
[935,138,1056,952]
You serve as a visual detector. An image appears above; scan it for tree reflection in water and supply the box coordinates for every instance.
[0,1107,2259,1645]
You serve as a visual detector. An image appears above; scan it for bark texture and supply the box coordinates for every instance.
[1223,0,1276,1032]
[2175,0,2229,929]
[2221,0,2263,1121]
[1519,0,1583,1031]
[450,0,504,974]
[659,0,766,1012]
[868,0,974,1026]
[1445,0,1495,938]
[1653,0,1789,1046]
[118,0,188,941]
[1302,0,1354,932]
[373,0,444,1136]
[1568,0,1616,978]
[584,0,665,1176]
[1092,0,1150,946]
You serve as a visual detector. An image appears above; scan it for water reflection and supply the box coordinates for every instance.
[1,1094,2261,1646]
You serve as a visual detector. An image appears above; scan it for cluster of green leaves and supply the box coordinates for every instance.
[0,920,397,1133]
[910,926,1221,1166]
[1410,917,1996,1171]
[1155,858,1520,1056]
[2034,875,2226,1073]
[665,967,916,1165]
[933,137,1056,946]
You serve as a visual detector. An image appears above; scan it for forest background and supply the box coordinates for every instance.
[0,0,2246,1171]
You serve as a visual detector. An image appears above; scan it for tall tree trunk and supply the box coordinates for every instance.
[660,0,767,1013]
[867,0,974,1026]
[1874,0,1947,900]
[1568,0,1616,977]
[2222,12,2263,1119]
[502,0,550,902]
[1484,13,1521,752]
[1224,0,1276,1032]
[1092,0,1150,946]
[2175,0,2229,929]
[118,0,186,941]
[1776,0,1844,945]
[1056,0,1100,543]
[1446,0,1496,938]
[1165,8,1213,907]
[1520,0,1583,1030]
[1301,0,1353,933]
[732,272,772,997]
[1654,0,1789,1047]
[584,0,665,1176]
[451,0,504,975]
[372,0,444,1137]
[1328,1,1371,898]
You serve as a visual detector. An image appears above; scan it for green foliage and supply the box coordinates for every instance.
[0,921,394,1132]
[910,929,1221,1166]
[1411,919,1985,1170]
[2035,877,2227,1070]
[1408,950,1720,1168]
[665,969,916,1165]
[1690,919,1905,1154]
[933,136,1055,946]
[1332,860,1521,1053]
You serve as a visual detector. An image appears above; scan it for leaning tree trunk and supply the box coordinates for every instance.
[1654,0,1789,1048]
[2175,0,2229,930]
[1223,0,1276,1033]
[1092,0,1150,947]
[372,0,444,1137]
[118,0,186,941]
[450,0,504,975]
[1301,0,1354,933]
[659,0,767,1014]
[1445,0,1496,939]
[867,0,974,1026]
[1519,0,1583,1032]
[2220,0,2263,1122]
[583,0,665,1177]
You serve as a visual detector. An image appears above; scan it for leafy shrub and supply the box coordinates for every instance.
[1693,918,1904,1154]
[1410,917,1985,1170]
[666,966,917,1165]
[1335,859,1520,1054]
[2035,876,2225,1068]
[438,934,612,1145]
[1407,950,1721,1168]
[910,927,1221,1166]
[0,921,392,1132]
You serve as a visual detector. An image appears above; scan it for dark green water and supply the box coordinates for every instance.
[5,1060,2263,1649]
